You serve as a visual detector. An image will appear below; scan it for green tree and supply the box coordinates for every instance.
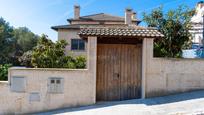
[12,27,39,65]
[14,27,39,52]
[0,17,39,65]
[18,50,33,67]
[0,17,40,80]
[143,6,194,57]
[31,35,67,68]
[0,17,15,64]
[31,35,86,68]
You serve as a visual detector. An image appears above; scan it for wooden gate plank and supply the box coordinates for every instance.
[120,44,142,100]
[96,44,142,101]
[97,44,120,101]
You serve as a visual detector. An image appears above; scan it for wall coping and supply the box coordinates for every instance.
[153,57,204,61]
[0,81,8,84]
[9,67,88,71]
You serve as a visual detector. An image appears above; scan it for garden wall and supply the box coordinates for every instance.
[0,36,97,114]
[145,39,204,97]
[0,68,95,114]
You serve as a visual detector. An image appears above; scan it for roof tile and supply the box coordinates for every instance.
[79,25,164,38]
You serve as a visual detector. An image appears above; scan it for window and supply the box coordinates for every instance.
[48,78,64,93]
[71,39,85,51]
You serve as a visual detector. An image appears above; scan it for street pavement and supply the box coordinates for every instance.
[35,90,204,115]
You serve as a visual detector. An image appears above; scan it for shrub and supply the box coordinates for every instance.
[28,35,86,69]
[62,56,76,68]
[31,35,67,68]
[75,56,86,69]
[62,56,86,69]
[0,64,12,81]
[18,50,32,67]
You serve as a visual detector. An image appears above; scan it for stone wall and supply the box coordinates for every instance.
[144,38,204,97]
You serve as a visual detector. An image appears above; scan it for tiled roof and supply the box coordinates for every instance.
[79,25,164,38]
[80,13,125,21]
[51,25,80,30]
[68,13,141,23]
[51,24,131,31]
[52,14,141,31]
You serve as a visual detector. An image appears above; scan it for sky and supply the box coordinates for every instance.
[0,0,201,41]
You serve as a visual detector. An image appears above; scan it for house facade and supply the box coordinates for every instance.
[52,5,141,56]
[190,1,204,45]
[182,1,204,58]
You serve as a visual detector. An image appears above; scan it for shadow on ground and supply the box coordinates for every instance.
[35,90,204,115]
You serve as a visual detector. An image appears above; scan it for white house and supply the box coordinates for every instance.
[190,1,204,44]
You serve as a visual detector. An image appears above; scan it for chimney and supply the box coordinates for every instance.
[74,5,80,19]
[132,12,137,20]
[125,8,133,25]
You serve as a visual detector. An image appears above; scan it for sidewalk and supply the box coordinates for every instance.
[35,90,204,115]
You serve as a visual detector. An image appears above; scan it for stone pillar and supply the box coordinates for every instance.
[146,38,154,59]
[142,38,154,98]
[87,36,97,103]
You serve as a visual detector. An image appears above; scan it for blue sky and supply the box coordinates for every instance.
[0,0,200,41]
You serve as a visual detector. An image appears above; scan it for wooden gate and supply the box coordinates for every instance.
[96,44,142,101]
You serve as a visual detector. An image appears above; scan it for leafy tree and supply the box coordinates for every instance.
[0,17,39,65]
[14,27,39,52]
[12,27,39,65]
[32,35,67,68]
[0,17,15,64]
[18,50,33,67]
[143,6,194,57]
[31,35,86,68]
[0,17,40,80]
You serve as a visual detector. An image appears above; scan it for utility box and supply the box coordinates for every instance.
[48,77,64,93]
[11,77,26,92]
[29,92,40,102]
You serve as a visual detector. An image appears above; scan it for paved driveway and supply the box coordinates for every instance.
[35,90,204,115]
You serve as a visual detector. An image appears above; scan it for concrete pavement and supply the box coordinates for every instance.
[35,90,204,115]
